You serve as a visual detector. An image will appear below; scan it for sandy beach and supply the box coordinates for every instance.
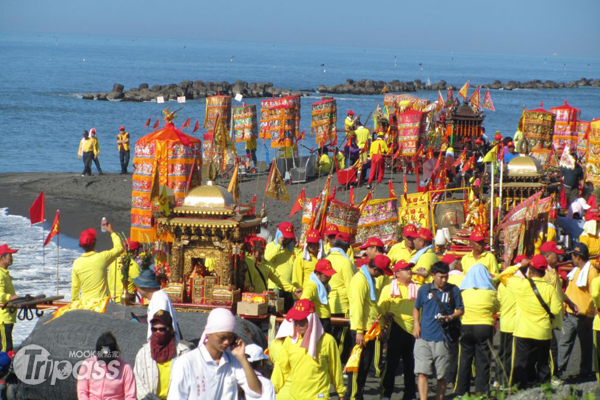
[0,166,413,249]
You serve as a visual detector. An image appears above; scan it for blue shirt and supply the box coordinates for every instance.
[503,150,517,164]
[414,283,464,342]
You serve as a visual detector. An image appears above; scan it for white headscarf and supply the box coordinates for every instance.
[200,308,236,344]
[275,313,324,359]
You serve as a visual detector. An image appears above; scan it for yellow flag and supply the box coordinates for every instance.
[265,161,289,202]
[158,185,171,216]
[458,80,470,100]
[227,161,240,202]
[482,145,498,163]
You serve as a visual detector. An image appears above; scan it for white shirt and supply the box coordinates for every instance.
[258,227,273,243]
[147,290,182,341]
[167,344,261,400]
[256,372,276,400]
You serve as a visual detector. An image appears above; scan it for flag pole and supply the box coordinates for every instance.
[489,164,495,250]
[499,160,504,226]
[56,211,60,296]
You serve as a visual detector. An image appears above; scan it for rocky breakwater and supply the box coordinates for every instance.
[82,80,303,102]
[317,77,600,95]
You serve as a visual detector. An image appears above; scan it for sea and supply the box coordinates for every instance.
[0,32,599,344]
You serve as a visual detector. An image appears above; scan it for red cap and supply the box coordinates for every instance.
[393,260,414,272]
[372,254,393,276]
[286,299,315,321]
[417,228,433,242]
[475,139,483,145]
[79,228,97,247]
[90,128,96,133]
[325,224,339,236]
[126,239,141,251]
[348,110,355,115]
[305,229,321,244]
[469,232,485,242]
[0,244,17,256]
[441,254,458,265]
[495,133,502,140]
[513,255,528,264]
[247,236,267,248]
[403,224,418,238]
[278,222,296,240]
[507,142,515,147]
[530,254,548,271]
[360,237,384,250]
[315,259,337,277]
[335,232,351,243]
[540,241,565,255]
[119,126,125,130]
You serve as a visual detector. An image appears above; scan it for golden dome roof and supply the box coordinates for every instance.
[181,181,234,210]
[507,155,542,177]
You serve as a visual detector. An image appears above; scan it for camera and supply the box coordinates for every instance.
[435,313,450,329]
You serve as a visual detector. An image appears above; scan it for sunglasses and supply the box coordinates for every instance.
[151,327,169,333]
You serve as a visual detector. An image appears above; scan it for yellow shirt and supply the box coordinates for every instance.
[0,268,17,324]
[316,154,332,175]
[355,127,370,150]
[460,288,499,326]
[324,243,354,262]
[448,273,464,288]
[272,334,345,399]
[71,233,124,301]
[156,359,171,399]
[545,267,566,329]
[591,276,600,331]
[533,225,557,255]
[78,138,95,156]
[90,136,100,155]
[292,254,318,289]
[387,241,415,264]
[498,282,516,333]
[378,281,417,334]
[413,248,438,275]
[579,235,600,258]
[301,280,331,319]
[245,138,257,150]
[108,258,140,303]
[335,151,345,170]
[345,116,354,132]
[264,242,297,289]
[369,139,389,157]
[325,250,355,315]
[564,264,599,317]
[267,339,291,399]
[117,132,130,152]
[348,270,381,333]
[461,251,499,276]
[245,255,295,294]
[499,267,562,340]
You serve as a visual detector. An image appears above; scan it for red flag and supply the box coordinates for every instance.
[250,194,257,214]
[43,210,59,247]
[153,119,160,129]
[388,180,397,198]
[359,191,372,213]
[462,155,475,172]
[559,185,568,209]
[498,143,505,162]
[29,192,45,225]
[482,89,496,111]
[298,129,305,141]
[192,120,200,133]
[433,150,444,173]
[426,147,433,160]
[181,117,191,129]
[458,80,470,100]
[412,144,423,163]
[289,188,306,218]
[453,149,467,167]
[349,186,355,205]
[437,90,445,111]
[144,117,152,127]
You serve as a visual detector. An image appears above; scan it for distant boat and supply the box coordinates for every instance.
[553,52,559,56]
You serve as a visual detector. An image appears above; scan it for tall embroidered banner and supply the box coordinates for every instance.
[260,95,300,141]
[232,105,258,143]
[397,109,424,157]
[311,98,337,146]
[550,100,580,150]
[204,95,232,135]
[586,119,600,186]
[522,104,555,150]
[577,121,590,161]
[356,198,398,246]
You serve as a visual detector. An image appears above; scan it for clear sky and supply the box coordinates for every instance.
[2,0,599,57]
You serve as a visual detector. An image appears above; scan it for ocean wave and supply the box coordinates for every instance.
[0,208,78,346]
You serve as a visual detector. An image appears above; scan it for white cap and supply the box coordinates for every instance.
[245,344,269,362]
[261,216,268,223]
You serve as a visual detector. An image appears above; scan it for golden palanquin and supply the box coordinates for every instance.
[157,182,260,311]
